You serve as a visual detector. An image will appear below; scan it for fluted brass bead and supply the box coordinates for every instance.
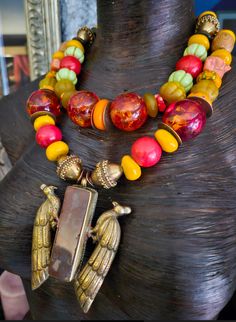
[76,26,96,47]
[91,160,123,189]
[195,13,220,40]
[57,155,82,181]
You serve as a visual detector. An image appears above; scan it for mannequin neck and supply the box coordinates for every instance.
[82,0,195,97]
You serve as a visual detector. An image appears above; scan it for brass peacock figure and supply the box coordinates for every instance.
[31,184,61,290]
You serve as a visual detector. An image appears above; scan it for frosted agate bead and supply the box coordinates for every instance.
[168,70,193,92]
[184,44,207,61]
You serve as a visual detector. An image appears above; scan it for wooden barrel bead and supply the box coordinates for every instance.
[143,93,158,118]
[154,129,179,153]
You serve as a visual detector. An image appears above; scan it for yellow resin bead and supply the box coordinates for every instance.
[154,129,179,153]
[188,34,210,51]
[65,39,85,53]
[34,115,55,131]
[39,77,57,91]
[211,49,232,65]
[46,141,69,161]
[121,155,141,181]
[52,51,64,60]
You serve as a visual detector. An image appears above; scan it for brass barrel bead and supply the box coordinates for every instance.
[91,160,123,189]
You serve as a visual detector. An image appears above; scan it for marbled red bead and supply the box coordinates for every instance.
[162,99,207,141]
[60,56,81,74]
[36,125,62,148]
[131,136,162,167]
[110,92,148,131]
[27,89,61,117]
[67,90,99,127]
[176,55,203,78]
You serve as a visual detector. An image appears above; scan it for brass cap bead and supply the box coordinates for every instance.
[195,13,220,40]
[76,26,96,47]
[57,155,82,182]
[91,160,123,189]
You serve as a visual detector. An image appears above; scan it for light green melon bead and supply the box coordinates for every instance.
[64,46,84,63]
[168,70,193,92]
[56,68,77,85]
[184,43,207,62]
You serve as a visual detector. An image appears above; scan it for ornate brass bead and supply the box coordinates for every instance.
[195,13,220,40]
[91,160,123,189]
[57,155,82,181]
[76,26,96,47]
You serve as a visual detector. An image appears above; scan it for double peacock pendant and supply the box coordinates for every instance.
[31,155,131,313]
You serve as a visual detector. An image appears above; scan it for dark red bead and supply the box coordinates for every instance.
[60,56,81,74]
[36,125,62,148]
[110,92,148,131]
[67,90,99,127]
[27,89,61,117]
[176,55,203,78]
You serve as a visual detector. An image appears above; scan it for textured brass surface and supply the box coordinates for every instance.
[195,14,220,39]
[57,155,82,181]
[77,26,96,47]
[91,160,123,189]
[74,201,131,313]
[31,184,61,290]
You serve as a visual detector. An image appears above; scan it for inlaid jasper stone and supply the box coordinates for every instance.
[49,185,98,282]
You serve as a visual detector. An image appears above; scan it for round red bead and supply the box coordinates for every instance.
[131,136,162,167]
[27,89,61,117]
[36,125,62,148]
[67,90,99,127]
[162,99,206,141]
[154,94,167,112]
[110,92,148,131]
[60,56,81,74]
[176,55,203,78]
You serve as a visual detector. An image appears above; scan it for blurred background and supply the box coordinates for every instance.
[0,0,236,320]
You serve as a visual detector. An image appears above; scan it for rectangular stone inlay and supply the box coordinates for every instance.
[49,185,98,282]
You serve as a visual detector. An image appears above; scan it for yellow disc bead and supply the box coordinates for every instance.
[211,49,232,65]
[65,39,84,53]
[34,115,55,131]
[46,141,69,161]
[52,51,64,59]
[188,34,210,51]
[121,155,141,181]
[154,129,179,153]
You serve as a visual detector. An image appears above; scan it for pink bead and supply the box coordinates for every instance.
[131,136,162,167]
[36,125,62,148]
[60,56,81,74]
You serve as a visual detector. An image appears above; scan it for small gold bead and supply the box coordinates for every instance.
[91,160,123,189]
[76,26,96,47]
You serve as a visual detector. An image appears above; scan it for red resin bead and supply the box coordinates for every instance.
[154,94,167,112]
[60,56,81,74]
[131,136,162,167]
[67,90,99,127]
[36,125,62,148]
[162,99,206,141]
[27,89,61,117]
[110,92,148,131]
[176,55,203,78]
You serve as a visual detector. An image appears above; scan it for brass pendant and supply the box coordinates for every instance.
[31,184,131,313]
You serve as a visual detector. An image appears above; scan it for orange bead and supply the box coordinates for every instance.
[65,39,84,53]
[92,99,110,131]
[211,49,232,65]
[52,51,64,60]
[197,70,222,88]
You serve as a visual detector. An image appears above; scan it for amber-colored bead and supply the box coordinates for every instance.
[188,34,210,51]
[39,77,57,91]
[154,129,179,153]
[211,49,232,65]
[197,70,222,88]
[212,29,235,53]
[191,79,219,102]
[121,155,141,181]
[160,81,186,105]
[46,141,69,161]
[52,51,64,60]
[92,99,110,130]
[61,90,77,109]
[143,93,158,118]
[54,79,75,98]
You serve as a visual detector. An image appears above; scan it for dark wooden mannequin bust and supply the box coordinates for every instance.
[0,0,236,319]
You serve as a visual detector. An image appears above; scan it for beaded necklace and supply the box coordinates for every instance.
[26,11,235,313]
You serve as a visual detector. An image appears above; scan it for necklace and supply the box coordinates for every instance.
[26,11,235,313]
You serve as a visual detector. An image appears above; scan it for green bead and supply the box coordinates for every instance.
[56,68,77,85]
[184,43,207,61]
[168,70,193,92]
[64,46,84,63]
[143,93,158,118]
